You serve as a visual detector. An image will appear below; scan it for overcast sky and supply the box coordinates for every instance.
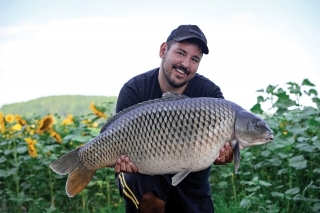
[1,0,319,111]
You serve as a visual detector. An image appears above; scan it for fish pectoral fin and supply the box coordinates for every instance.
[233,141,241,173]
[66,164,96,197]
[171,170,191,186]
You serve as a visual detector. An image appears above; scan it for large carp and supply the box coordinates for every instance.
[50,93,273,197]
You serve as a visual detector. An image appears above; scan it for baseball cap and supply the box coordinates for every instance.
[166,25,209,54]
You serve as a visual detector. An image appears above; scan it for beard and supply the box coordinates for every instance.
[161,56,191,88]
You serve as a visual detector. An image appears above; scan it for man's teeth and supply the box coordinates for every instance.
[176,68,185,74]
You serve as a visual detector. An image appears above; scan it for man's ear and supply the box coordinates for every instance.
[159,42,167,58]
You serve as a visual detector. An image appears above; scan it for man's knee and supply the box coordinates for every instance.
[139,191,165,213]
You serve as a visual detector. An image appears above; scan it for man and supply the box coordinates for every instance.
[114,24,233,213]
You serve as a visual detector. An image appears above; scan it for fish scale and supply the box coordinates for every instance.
[50,92,273,197]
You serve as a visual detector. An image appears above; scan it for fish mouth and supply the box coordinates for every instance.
[260,134,274,143]
[266,133,274,141]
[249,133,274,146]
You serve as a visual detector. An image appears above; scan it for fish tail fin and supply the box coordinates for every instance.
[50,148,81,175]
[66,163,96,197]
[49,148,96,197]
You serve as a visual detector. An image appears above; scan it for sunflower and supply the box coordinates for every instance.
[61,114,73,125]
[24,137,38,158]
[0,112,5,134]
[14,114,27,126]
[48,129,62,143]
[90,102,107,119]
[25,137,36,146]
[82,119,91,125]
[82,119,98,128]
[5,114,14,124]
[12,123,22,131]
[26,126,35,136]
[36,115,54,134]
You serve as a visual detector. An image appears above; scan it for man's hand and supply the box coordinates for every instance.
[214,142,234,165]
[115,155,138,173]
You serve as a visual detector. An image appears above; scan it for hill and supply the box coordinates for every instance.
[0,95,117,117]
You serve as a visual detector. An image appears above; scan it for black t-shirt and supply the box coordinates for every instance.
[116,67,224,192]
[116,68,224,113]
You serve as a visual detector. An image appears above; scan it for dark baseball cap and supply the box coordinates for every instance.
[166,25,209,54]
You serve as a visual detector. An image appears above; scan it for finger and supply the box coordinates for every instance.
[224,144,230,162]
[124,156,138,173]
[227,145,234,163]
[224,141,231,148]
[120,159,126,172]
[130,162,138,172]
[219,148,226,165]
[114,158,121,173]
[224,142,234,163]
[125,164,132,173]
[213,157,220,165]
[124,157,132,173]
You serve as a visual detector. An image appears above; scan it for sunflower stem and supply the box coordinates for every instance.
[13,139,20,195]
[231,173,237,203]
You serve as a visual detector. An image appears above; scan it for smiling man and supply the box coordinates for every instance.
[158,38,203,93]
[114,25,233,213]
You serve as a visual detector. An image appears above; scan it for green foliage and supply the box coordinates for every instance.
[0,95,117,117]
[211,79,320,213]
[0,102,124,212]
[1,79,319,212]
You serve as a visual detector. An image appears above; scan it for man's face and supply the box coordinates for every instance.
[160,41,203,88]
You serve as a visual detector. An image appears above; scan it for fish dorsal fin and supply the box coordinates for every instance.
[100,92,189,133]
[233,141,241,173]
[161,92,188,100]
[171,169,191,186]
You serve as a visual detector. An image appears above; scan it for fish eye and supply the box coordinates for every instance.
[257,122,262,126]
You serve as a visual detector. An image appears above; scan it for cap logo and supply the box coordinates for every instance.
[189,29,203,38]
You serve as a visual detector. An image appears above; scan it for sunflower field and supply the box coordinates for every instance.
[1,80,320,213]
[0,101,124,213]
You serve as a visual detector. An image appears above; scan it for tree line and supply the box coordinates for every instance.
[0,95,117,118]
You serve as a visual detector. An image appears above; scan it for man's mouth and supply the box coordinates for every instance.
[174,66,189,75]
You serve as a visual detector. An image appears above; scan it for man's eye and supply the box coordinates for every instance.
[192,58,199,63]
[177,52,184,56]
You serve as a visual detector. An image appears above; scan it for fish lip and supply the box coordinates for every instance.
[267,133,274,141]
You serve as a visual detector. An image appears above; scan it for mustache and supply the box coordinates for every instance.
[173,65,190,75]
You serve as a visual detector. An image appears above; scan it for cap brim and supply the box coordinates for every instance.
[173,36,209,54]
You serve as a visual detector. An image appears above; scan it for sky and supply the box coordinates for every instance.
[0,0,319,111]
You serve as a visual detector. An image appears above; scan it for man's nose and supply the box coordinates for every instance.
[180,58,190,68]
